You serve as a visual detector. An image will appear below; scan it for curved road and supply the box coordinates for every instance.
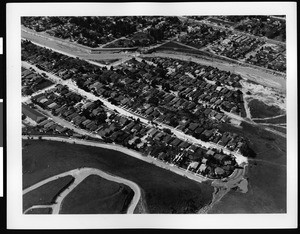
[23,167,141,214]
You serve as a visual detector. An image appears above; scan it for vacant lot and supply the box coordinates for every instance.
[23,175,74,212]
[248,99,284,119]
[23,140,214,214]
[60,175,133,214]
[211,122,286,213]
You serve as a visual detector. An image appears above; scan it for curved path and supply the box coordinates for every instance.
[23,167,141,214]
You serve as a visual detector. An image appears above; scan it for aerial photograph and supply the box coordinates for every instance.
[21,15,287,215]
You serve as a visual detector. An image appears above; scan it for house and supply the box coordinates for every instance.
[203,108,212,116]
[44,121,55,129]
[202,158,208,164]
[215,113,224,121]
[188,145,198,153]
[202,129,214,139]
[194,127,204,135]
[178,141,190,150]
[119,116,128,126]
[55,125,65,133]
[214,154,227,162]
[82,119,92,127]
[92,107,102,116]
[188,123,199,132]
[198,164,207,173]
[131,124,142,133]
[215,167,225,175]
[147,128,158,137]
[188,162,199,171]
[124,121,136,131]
[38,119,51,127]
[39,98,48,104]
[145,107,154,115]
[154,132,165,141]
[158,152,167,161]
[220,133,232,146]
[206,149,215,156]
[170,138,181,147]
[48,102,58,109]
[97,127,111,137]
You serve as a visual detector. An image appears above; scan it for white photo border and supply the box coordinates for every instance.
[7,2,297,229]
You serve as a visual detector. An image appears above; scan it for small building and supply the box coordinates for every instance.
[22,104,46,123]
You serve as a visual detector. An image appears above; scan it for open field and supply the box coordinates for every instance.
[23,140,214,213]
[60,175,133,214]
[253,115,286,124]
[210,122,286,213]
[248,99,285,119]
[23,175,74,212]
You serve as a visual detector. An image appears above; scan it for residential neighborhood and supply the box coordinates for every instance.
[22,65,242,180]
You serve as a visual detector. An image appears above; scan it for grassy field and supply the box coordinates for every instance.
[26,208,53,214]
[210,122,286,213]
[60,175,133,214]
[23,175,74,212]
[248,99,284,119]
[23,140,214,214]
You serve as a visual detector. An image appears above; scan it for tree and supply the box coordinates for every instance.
[163,128,172,134]
[169,117,179,127]
[148,96,159,106]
